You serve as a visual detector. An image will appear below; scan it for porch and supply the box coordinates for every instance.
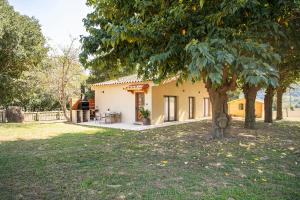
[79,118,208,131]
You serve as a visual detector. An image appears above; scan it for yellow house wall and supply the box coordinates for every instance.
[93,82,153,124]
[228,99,263,118]
[255,101,263,118]
[151,81,210,125]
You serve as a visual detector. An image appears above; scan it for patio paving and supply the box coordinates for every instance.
[79,118,209,131]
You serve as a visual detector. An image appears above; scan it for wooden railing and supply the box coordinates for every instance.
[0,110,66,123]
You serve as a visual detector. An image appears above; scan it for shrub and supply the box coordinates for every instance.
[6,106,24,123]
[139,107,150,119]
[290,106,295,111]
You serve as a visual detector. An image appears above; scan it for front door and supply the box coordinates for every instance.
[135,92,145,121]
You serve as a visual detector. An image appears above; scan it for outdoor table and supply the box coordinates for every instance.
[104,112,121,124]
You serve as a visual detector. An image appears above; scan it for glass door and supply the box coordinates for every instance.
[164,96,177,121]
[203,97,210,117]
[189,97,195,119]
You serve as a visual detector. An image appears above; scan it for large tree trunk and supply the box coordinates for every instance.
[243,85,259,129]
[205,67,237,139]
[208,88,230,139]
[264,86,274,123]
[276,87,285,120]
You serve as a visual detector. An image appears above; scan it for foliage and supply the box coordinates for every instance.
[139,107,150,119]
[0,0,47,106]
[22,91,61,112]
[80,0,298,89]
[276,11,300,92]
[227,89,242,101]
[11,63,62,111]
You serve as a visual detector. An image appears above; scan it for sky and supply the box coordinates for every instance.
[8,0,92,48]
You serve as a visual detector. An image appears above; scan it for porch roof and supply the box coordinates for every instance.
[125,83,149,93]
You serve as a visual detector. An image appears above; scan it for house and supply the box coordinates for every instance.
[228,98,264,118]
[91,74,211,125]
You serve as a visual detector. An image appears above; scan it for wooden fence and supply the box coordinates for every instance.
[0,110,66,123]
[0,110,6,123]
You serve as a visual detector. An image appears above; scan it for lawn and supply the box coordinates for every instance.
[0,120,299,200]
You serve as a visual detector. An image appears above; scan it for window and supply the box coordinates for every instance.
[188,97,195,119]
[203,98,210,117]
[164,96,177,121]
[238,103,244,110]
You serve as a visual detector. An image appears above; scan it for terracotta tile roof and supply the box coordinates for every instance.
[92,74,144,86]
[92,74,180,87]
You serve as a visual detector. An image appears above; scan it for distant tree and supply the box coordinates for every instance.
[238,2,299,127]
[275,11,300,120]
[20,67,61,111]
[81,0,294,138]
[0,0,47,106]
[40,39,86,121]
[242,65,278,129]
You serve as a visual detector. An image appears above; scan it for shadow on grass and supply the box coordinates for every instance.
[0,120,299,200]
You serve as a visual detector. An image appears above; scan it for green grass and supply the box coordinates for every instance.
[0,120,299,200]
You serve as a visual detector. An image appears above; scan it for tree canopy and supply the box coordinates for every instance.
[277,10,300,91]
[0,0,47,106]
[80,0,298,85]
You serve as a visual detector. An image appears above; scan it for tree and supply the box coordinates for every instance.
[40,39,86,121]
[242,64,278,129]
[275,11,300,120]
[0,0,47,106]
[186,39,278,135]
[258,5,300,123]
[237,2,299,127]
[81,0,297,138]
[19,66,61,111]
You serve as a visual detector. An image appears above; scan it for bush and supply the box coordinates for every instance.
[6,106,24,123]
[139,107,150,119]
[290,106,295,111]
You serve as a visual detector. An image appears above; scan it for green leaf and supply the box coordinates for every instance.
[208,72,222,84]
[199,0,205,9]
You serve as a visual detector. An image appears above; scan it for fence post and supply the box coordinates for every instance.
[36,112,39,121]
[2,111,4,123]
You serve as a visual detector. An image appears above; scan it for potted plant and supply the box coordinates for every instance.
[139,107,151,125]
